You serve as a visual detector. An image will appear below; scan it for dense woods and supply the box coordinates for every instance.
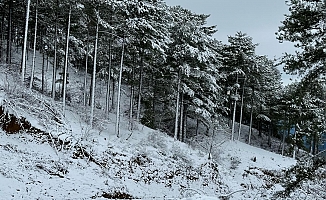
[0,1,326,199]
[0,0,325,156]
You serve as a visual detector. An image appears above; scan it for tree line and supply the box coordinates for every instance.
[0,0,325,156]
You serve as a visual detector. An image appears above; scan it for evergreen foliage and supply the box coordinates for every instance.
[0,0,295,146]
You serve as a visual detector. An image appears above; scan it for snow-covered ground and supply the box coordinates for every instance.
[0,120,295,199]
[0,49,324,199]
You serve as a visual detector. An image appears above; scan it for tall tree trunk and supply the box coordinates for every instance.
[0,9,4,62]
[282,129,286,156]
[268,123,271,147]
[112,79,115,110]
[182,100,188,142]
[231,100,237,141]
[90,17,99,128]
[51,10,58,99]
[129,64,135,130]
[42,46,45,93]
[293,125,296,159]
[105,40,112,114]
[314,135,318,155]
[6,0,13,64]
[248,86,255,144]
[46,54,49,71]
[136,57,143,122]
[238,80,245,140]
[83,33,89,106]
[258,106,262,137]
[231,76,239,141]
[310,135,314,155]
[88,68,93,106]
[62,5,71,115]
[312,134,317,155]
[174,69,181,141]
[179,93,184,141]
[152,73,156,128]
[115,37,125,138]
[21,0,31,82]
[29,0,38,89]
[14,23,18,52]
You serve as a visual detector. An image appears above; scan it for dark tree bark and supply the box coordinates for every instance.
[182,101,188,142]
[105,39,112,113]
[136,57,143,122]
[52,12,58,99]
[42,47,45,93]
[6,0,13,64]
[0,8,5,62]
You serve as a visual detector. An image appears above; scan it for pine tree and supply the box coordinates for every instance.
[278,0,326,155]
[165,6,225,140]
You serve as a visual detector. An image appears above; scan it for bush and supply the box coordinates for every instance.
[171,144,192,165]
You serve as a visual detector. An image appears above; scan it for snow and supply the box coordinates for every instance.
[0,113,296,199]
[0,49,322,199]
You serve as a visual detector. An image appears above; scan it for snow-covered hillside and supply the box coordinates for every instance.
[0,51,324,200]
[0,111,295,199]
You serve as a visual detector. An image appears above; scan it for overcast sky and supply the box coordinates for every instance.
[164,0,297,85]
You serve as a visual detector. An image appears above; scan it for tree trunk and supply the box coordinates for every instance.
[231,99,237,141]
[136,58,143,122]
[231,76,239,141]
[89,69,93,106]
[51,15,57,99]
[89,17,99,128]
[42,48,45,93]
[293,125,296,159]
[29,0,38,89]
[62,5,71,115]
[248,86,255,144]
[238,80,245,140]
[112,79,115,110]
[312,134,318,155]
[0,9,4,62]
[258,106,262,137]
[179,93,184,141]
[315,135,318,155]
[129,64,135,130]
[46,54,49,71]
[268,123,271,147]
[83,33,89,106]
[182,100,188,142]
[6,0,13,64]
[14,23,18,52]
[174,69,181,141]
[310,138,313,155]
[105,40,112,114]
[115,37,125,138]
[282,129,286,156]
[21,0,31,82]
[152,73,156,128]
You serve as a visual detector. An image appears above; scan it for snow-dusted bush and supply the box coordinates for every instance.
[130,153,151,167]
[1,64,20,95]
[230,156,241,170]
[171,144,192,165]
[273,156,326,199]
[147,131,167,150]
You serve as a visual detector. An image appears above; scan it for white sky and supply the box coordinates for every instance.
[164,0,297,85]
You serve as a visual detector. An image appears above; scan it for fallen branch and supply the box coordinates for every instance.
[219,189,247,200]
[180,187,206,197]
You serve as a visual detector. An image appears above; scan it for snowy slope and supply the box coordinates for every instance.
[1,50,319,199]
[0,94,297,200]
